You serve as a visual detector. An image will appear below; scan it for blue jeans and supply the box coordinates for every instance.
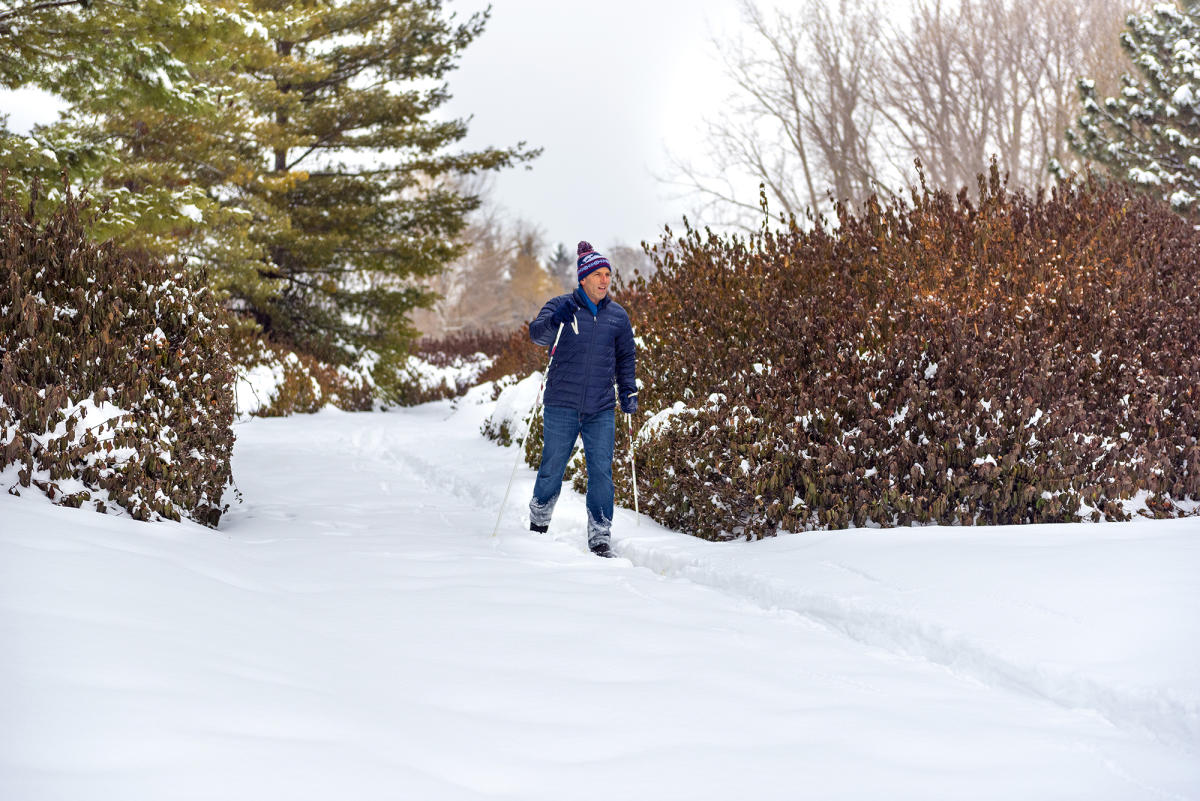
[529,405,615,544]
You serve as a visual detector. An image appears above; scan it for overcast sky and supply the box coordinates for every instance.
[1,1,752,255]
[442,0,746,254]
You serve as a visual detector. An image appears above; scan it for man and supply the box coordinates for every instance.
[528,240,637,557]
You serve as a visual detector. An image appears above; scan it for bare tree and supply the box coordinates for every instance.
[667,0,885,228]
[670,0,1144,227]
[872,0,998,192]
[875,0,1143,192]
[1026,0,1143,177]
[608,243,657,285]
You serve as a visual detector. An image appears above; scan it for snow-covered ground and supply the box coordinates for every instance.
[2,382,1198,800]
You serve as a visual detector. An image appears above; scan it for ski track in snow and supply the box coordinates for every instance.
[362,402,1200,757]
[619,539,1200,753]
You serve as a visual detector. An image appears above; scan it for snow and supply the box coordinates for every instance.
[177,204,203,223]
[0,395,141,509]
[242,19,270,40]
[1154,3,1183,22]
[37,397,132,449]
[2,385,1198,800]
[485,372,542,440]
[234,363,284,417]
[1128,167,1163,185]
[403,352,493,398]
[637,400,696,442]
[1170,189,1196,208]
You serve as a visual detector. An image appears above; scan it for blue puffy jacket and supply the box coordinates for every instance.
[530,288,637,415]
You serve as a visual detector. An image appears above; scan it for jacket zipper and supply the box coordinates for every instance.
[580,306,599,413]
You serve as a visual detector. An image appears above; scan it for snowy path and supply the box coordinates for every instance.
[2,388,1199,800]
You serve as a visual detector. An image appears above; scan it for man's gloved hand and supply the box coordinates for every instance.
[620,394,638,415]
[550,296,577,326]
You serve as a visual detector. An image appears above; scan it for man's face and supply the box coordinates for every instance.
[581,267,611,303]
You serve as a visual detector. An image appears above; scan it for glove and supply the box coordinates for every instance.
[550,296,577,326]
[620,394,638,415]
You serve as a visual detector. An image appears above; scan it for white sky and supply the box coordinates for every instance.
[441,0,747,254]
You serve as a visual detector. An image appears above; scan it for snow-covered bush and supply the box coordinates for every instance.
[229,324,512,417]
[230,333,373,417]
[480,372,543,446]
[609,165,1200,539]
[467,324,586,468]
[393,328,512,406]
[0,182,235,526]
[478,324,547,401]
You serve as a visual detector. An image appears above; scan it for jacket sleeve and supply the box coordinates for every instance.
[615,314,637,406]
[528,298,560,346]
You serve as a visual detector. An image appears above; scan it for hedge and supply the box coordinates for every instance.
[1,181,235,526]
[528,168,1199,540]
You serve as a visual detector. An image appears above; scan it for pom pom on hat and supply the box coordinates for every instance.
[576,240,611,282]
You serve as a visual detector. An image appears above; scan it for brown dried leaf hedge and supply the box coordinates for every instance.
[599,167,1199,540]
[1,183,235,526]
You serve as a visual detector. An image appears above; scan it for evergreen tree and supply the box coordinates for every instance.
[0,0,211,105]
[212,1,538,390]
[548,241,575,290]
[1069,0,1200,216]
[0,0,258,235]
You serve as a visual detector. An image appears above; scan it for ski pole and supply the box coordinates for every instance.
[492,321,565,538]
[626,409,640,525]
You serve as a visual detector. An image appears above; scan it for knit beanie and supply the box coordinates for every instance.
[576,240,611,282]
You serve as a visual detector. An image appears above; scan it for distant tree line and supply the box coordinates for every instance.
[411,181,658,339]
[409,184,565,338]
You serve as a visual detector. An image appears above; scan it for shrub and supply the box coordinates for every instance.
[475,325,544,387]
[230,321,515,417]
[0,181,235,526]
[419,328,513,369]
[230,329,373,417]
[393,328,513,406]
[473,325,552,445]
[592,167,1200,540]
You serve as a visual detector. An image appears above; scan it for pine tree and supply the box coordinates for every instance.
[1068,0,1200,216]
[0,0,257,235]
[0,0,210,105]
[548,241,575,290]
[209,1,539,392]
